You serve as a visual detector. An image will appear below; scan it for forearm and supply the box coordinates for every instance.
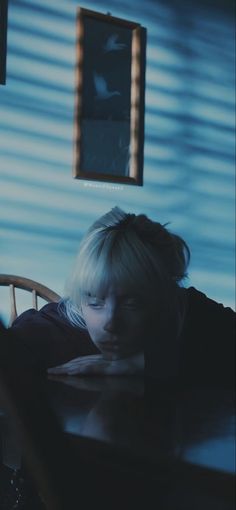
[48,351,145,376]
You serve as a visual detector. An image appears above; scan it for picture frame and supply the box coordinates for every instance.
[0,0,8,85]
[73,8,146,186]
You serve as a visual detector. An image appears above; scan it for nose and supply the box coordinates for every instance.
[103,309,119,333]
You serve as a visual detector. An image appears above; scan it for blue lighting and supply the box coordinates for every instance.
[0,0,235,325]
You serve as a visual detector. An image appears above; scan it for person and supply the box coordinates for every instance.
[7,207,235,384]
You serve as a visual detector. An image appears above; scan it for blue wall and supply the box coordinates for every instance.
[0,0,235,323]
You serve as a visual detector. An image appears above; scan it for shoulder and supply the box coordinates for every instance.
[10,303,98,370]
[184,286,235,319]
[12,302,69,329]
[180,287,235,385]
[11,301,89,346]
[11,302,58,324]
[182,286,235,339]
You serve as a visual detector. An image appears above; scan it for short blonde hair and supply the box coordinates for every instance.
[59,207,190,328]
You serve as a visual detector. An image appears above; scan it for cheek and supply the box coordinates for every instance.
[126,312,149,334]
[82,307,103,337]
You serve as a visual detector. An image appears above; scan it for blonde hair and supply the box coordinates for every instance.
[59,207,190,328]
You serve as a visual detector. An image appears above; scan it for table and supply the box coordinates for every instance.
[0,374,235,509]
[47,376,235,509]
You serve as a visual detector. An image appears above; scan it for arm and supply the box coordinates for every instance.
[47,351,144,376]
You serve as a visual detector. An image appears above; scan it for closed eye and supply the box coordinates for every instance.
[87,297,105,308]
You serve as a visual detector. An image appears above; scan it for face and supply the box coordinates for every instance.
[81,285,151,360]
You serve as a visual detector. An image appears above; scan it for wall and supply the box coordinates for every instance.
[0,0,235,323]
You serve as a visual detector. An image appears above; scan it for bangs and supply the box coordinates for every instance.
[71,229,155,304]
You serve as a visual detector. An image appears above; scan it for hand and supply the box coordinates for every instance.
[47,351,144,376]
[47,375,144,395]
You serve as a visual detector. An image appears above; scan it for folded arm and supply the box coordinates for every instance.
[47,351,145,376]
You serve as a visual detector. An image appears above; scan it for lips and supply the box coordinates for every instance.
[101,341,120,350]
[98,338,123,352]
[97,339,136,359]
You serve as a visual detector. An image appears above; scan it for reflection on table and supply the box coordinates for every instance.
[0,374,235,510]
[47,376,235,472]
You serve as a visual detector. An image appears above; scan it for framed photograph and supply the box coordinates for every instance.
[73,8,146,185]
[0,0,8,85]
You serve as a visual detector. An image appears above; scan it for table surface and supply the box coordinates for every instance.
[0,376,235,510]
[46,376,235,476]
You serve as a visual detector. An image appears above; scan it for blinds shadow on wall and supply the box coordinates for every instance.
[0,0,235,317]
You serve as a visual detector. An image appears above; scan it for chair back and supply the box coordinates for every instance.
[0,274,61,326]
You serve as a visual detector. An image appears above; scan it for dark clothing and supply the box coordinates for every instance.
[179,287,235,384]
[2,287,235,384]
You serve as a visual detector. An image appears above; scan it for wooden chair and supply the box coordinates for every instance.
[0,274,61,327]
